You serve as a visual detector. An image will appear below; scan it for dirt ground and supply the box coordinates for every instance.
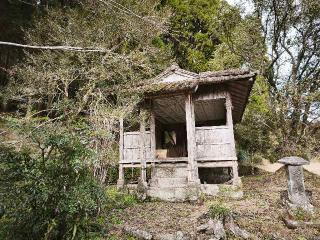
[109,169,320,240]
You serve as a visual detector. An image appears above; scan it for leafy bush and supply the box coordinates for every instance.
[208,202,231,219]
[291,208,313,222]
[0,133,106,240]
[105,187,138,211]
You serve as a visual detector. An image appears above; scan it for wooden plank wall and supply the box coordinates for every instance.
[122,131,151,163]
[195,126,236,160]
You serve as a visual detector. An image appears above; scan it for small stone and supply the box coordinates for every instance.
[282,217,302,229]
[123,226,153,240]
[176,231,189,240]
[225,215,251,239]
[229,190,244,199]
[206,219,215,234]
[196,223,209,233]
[212,218,226,240]
[200,184,219,196]
[282,216,320,229]
[155,231,189,240]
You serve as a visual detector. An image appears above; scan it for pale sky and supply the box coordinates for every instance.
[225,0,255,16]
[226,0,319,122]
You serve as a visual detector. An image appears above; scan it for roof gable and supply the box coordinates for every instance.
[155,64,198,83]
[161,72,195,83]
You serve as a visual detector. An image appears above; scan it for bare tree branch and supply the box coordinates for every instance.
[0,41,111,53]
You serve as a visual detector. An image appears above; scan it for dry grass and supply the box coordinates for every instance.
[109,168,320,239]
[232,168,320,239]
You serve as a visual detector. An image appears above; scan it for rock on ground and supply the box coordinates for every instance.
[225,215,251,239]
[154,231,190,240]
[123,226,153,240]
[211,218,226,240]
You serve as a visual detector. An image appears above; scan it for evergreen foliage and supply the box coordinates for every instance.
[0,130,106,239]
[162,0,266,72]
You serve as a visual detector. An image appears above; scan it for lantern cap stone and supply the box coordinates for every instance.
[278,156,309,166]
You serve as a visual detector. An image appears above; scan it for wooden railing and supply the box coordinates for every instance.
[121,131,190,164]
[121,126,237,164]
[122,131,151,163]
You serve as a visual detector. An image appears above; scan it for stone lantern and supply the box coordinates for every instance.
[278,156,314,213]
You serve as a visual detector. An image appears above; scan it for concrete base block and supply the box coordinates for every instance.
[147,187,187,202]
[117,179,125,189]
[200,184,220,196]
[218,184,243,199]
[152,164,188,179]
[200,184,243,199]
[145,164,243,202]
[150,177,188,188]
[147,183,243,202]
[147,184,199,202]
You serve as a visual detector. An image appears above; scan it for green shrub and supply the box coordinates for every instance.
[292,208,313,221]
[0,133,106,240]
[208,202,231,219]
[105,187,138,211]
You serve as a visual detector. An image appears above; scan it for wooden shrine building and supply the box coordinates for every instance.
[118,64,256,201]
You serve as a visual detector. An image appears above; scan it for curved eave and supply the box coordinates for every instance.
[228,76,256,123]
[120,67,257,124]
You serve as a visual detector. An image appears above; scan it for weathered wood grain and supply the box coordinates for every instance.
[140,111,147,183]
[117,118,125,187]
[185,93,199,182]
[122,131,151,163]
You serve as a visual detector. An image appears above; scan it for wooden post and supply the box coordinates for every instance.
[232,161,239,179]
[150,103,156,178]
[232,161,241,187]
[226,93,236,155]
[185,93,199,183]
[140,109,147,185]
[226,93,233,127]
[117,118,125,188]
[226,93,240,186]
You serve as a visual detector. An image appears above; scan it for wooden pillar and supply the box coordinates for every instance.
[140,109,147,185]
[232,161,239,179]
[226,93,240,186]
[150,103,156,160]
[226,93,233,127]
[185,93,199,183]
[225,93,236,155]
[117,117,125,188]
[232,161,241,186]
[150,103,156,178]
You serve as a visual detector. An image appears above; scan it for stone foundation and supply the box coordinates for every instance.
[145,164,242,201]
[147,164,196,201]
